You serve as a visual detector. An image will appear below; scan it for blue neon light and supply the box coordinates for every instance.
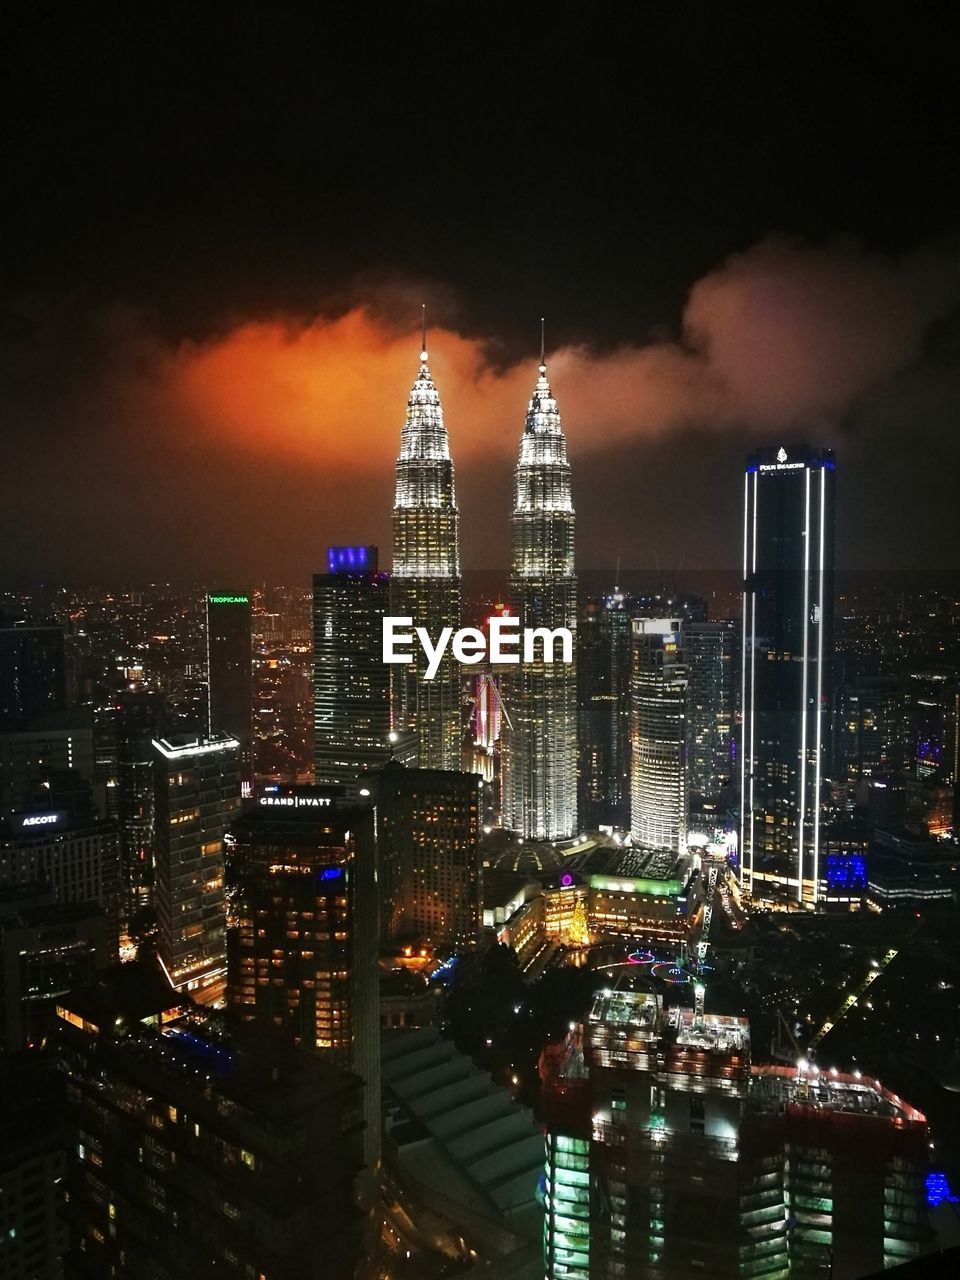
[327,545,374,574]
[926,1171,958,1208]
[825,853,868,891]
[318,866,343,881]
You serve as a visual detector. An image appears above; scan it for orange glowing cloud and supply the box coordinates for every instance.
[141,233,960,477]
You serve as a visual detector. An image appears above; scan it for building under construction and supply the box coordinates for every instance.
[541,990,932,1280]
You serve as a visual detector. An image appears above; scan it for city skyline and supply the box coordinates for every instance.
[2,8,960,1278]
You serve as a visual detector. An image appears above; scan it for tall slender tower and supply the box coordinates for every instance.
[502,347,578,840]
[390,330,462,770]
[740,444,836,906]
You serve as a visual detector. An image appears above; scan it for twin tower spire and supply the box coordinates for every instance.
[390,317,578,842]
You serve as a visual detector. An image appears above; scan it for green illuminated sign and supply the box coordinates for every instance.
[208,595,250,605]
[589,875,683,897]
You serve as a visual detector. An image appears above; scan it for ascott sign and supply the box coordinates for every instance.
[382,615,574,680]
[13,810,67,833]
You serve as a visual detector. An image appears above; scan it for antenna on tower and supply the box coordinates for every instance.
[539,316,546,371]
[420,303,428,363]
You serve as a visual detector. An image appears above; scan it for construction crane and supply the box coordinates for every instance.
[692,863,720,1023]
[805,944,902,1058]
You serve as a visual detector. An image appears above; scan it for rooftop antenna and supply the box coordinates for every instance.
[539,316,546,372]
[420,303,428,363]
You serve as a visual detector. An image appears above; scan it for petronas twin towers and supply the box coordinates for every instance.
[390,337,578,842]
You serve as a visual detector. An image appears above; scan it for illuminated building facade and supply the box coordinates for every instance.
[205,594,252,785]
[683,620,736,823]
[376,762,481,950]
[153,733,240,1003]
[542,992,931,1280]
[0,886,111,1052]
[115,690,165,917]
[391,347,462,770]
[226,791,379,1208]
[578,594,632,829]
[313,545,392,786]
[630,619,687,855]
[0,805,122,959]
[502,358,578,841]
[741,445,836,906]
[585,846,690,947]
[57,963,365,1280]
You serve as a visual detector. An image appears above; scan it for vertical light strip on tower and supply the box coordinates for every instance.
[739,471,749,888]
[798,467,811,903]
[813,464,826,904]
[502,347,577,841]
[390,332,462,770]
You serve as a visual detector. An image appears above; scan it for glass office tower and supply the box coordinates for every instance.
[740,445,836,905]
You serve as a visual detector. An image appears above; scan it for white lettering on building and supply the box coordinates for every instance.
[382,617,573,679]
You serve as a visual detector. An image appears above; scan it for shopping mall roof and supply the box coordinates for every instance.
[382,1028,544,1246]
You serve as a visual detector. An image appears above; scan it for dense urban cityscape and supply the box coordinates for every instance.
[5,6,960,1280]
[1,337,959,1278]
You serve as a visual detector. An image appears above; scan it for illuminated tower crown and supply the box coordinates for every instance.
[502,339,577,841]
[390,331,462,770]
[393,350,460,578]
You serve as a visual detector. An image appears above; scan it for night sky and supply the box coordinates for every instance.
[3,4,959,583]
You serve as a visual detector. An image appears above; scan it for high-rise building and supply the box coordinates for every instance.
[57,963,365,1280]
[376,762,482,950]
[0,883,112,1052]
[0,624,66,730]
[115,690,165,918]
[390,343,462,770]
[0,1057,68,1279]
[0,808,121,952]
[502,357,578,841]
[683,620,736,824]
[0,708,95,820]
[205,592,252,783]
[313,545,392,785]
[226,787,380,1210]
[578,593,632,829]
[741,445,836,905]
[541,990,931,1280]
[630,619,687,855]
[152,733,240,1003]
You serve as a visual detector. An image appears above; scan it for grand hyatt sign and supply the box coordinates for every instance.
[382,616,574,680]
[259,794,333,808]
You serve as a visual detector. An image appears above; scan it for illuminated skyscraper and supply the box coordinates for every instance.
[57,963,365,1279]
[313,545,391,785]
[502,354,577,841]
[630,619,687,854]
[740,445,836,905]
[376,762,482,949]
[152,733,240,1003]
[390,338,462,770]
[227,788,379,1211]
[205,593,252,784]
[683,620,736,824]
[541,992,931,1280]
[578,593,632,829]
